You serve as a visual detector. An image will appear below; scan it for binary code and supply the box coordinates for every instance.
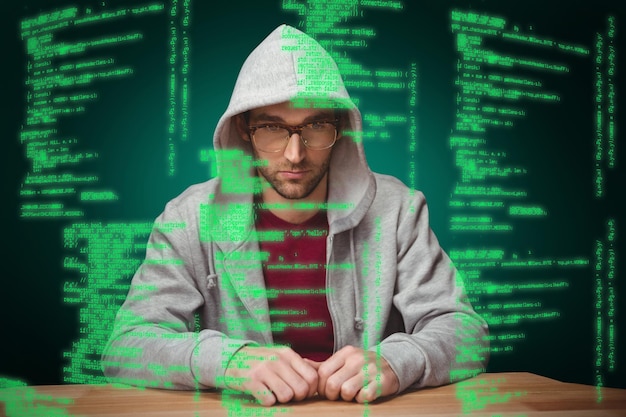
[455,375,526,414]
[282,0,416,164]
[168,0,192,176]
[449,8,619,394]
[0,378,74,417]
[62,222,152,383]
[594,217,617,395]
[15,0,193,390]
[19,0,189,219]
[280,2,488,415]
[5,1,624,415]
[593,16,618,394]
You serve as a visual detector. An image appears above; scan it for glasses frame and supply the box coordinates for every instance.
[248,119,339,152]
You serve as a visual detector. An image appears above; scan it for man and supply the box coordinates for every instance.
[102,24,489,406]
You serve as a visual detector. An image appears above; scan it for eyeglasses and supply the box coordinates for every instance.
[248,120,339,152]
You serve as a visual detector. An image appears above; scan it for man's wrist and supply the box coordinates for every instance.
[381,357,400,395]
[225,345,253,372]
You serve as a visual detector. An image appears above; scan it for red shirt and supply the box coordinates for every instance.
[255,207,334,361]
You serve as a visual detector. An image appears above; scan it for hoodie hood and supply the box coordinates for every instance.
[213,24,375,234]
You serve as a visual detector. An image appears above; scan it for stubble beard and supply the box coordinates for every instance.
[255,157,331,200]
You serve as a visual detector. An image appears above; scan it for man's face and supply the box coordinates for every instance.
[244,102,338,200]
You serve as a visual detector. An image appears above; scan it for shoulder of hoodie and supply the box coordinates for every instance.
[371,172,426,207]
[159,178,221,219]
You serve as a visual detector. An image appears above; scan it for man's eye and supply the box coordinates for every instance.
[264,125,282,132]
[309,122,325,130]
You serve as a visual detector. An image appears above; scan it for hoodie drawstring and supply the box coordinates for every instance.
[349,228,364,331]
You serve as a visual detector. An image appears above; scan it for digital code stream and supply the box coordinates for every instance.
[4,1,622,416]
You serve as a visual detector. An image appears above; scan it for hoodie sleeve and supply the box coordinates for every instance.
[375,191,489,393]
[101,201,258,389]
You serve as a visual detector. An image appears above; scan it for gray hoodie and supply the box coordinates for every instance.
[102,24,489,394]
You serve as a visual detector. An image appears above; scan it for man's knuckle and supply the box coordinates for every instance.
[341,383,357,399]
[292,381,309,400]
[365,389,377,402]
[326,377,341,392]
[318,366,332,379]
[346,355,363,367]
[251,388,275,406]
[303,370,318,385]
[256,394,273,407]
[273,386,294,403]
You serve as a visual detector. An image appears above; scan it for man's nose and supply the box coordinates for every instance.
[283,133,306,164]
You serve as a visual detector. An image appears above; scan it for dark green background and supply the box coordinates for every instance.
[2,0,624,389]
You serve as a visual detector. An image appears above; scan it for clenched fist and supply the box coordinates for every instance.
[224,346,319,406]
[308,345,399,403]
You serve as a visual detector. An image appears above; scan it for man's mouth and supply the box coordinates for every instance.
[279,170,309,179]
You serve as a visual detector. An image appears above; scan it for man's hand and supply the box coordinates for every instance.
[224,346,319,406]
[310,345,400,403]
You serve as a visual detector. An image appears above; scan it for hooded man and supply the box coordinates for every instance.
[102,24,489,406]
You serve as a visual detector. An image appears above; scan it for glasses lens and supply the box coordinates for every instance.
[254,126,289,152]
[302,123,336,149]
[252,122,337,151]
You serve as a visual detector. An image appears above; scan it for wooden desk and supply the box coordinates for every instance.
[1,373,625,417]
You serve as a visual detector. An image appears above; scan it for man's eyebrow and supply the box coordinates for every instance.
[251,113,283,122]
[250,112,335,124]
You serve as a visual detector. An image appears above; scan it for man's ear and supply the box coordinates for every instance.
[234,112,251,141]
